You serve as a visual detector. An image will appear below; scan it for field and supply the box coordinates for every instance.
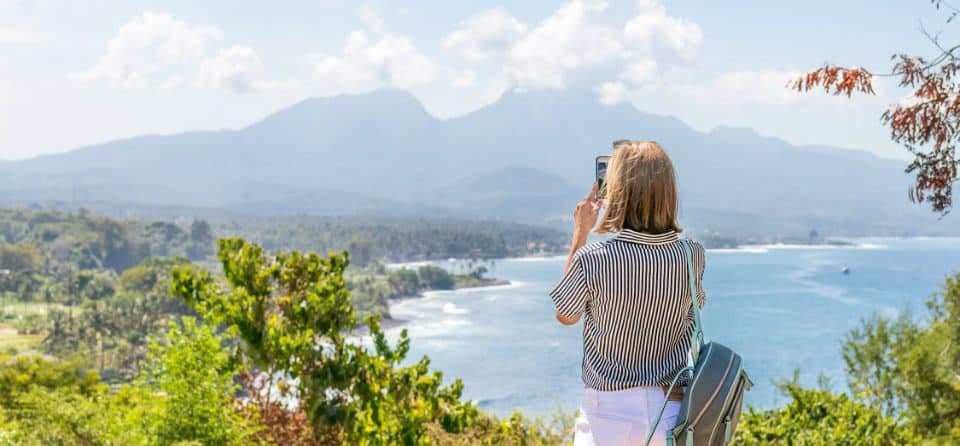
[0,301,69,355]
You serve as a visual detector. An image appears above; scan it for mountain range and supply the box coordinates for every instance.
[0,89,953,236]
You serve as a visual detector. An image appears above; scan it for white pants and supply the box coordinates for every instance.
[574,387,681,446]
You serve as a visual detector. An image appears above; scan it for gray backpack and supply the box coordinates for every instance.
[646,239,752,446]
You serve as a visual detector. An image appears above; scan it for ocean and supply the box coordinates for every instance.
[383,238,960,417]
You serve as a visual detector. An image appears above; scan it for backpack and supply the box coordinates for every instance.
[646,239,752,446]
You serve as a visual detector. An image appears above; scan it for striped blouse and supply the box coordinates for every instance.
[550,229,706,391]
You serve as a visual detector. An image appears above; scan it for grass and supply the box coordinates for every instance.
[0,330,43,355]
[0,301,71,319]
[0,300,62,355]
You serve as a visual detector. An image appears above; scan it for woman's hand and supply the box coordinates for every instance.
[561,182,602,279]
[573,182,603,237]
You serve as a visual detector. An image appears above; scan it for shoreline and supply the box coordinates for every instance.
[354,278,515,335]
[373,238,901,331]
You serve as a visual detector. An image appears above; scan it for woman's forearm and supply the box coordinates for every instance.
[564,182,601,276]
[563,230,589,275]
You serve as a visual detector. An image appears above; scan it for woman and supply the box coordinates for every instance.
[550,140,706,446]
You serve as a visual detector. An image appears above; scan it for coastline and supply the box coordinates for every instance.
[372,238,899,332]
[354,276,516,335]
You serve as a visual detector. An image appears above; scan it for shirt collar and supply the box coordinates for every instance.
[614,228,679,245]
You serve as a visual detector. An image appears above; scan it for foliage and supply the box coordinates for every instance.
[11,314,42,335]
[187,220,215,261]
[424,409,575,446]
[842,272,960,441]
[41,256,191,378]
[214,215,565,262]
[2,385,151,446]
[65,269,118,303]
[387,268,421,296]
[240,370,315,445]
[172,238,480,444]
[736,380,917,445]
[0,321,254,446]
[793,3,960,213]
[418,265,455,290]
[143,317,254,446]
[0,354,100,415]
[0,244,40,273]
[0,357,146,444]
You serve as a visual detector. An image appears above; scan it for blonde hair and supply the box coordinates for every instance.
[596,140,681,234]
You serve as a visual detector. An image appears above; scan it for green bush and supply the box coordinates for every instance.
[841,273,960,441]
[172,238,480,444]
[12,314,43,335]
[0,355,151,445]
[0,354,101,408]
[418,265,454,290]
[736,381,917,445]
[143,317,254,445]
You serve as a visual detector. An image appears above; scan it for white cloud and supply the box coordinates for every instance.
[621,4,702,66]
[72,11,273,94]
[72,12,222,89]
[618,59,659,87]
[454,69,477,87]
[308,55,379,95]
[596,81,627,105]
[666,70,807,105]
[197,45,263,93]
[443,9,527,61]
[308,29,437,94]
[442,0,701,93]
[506,0,623,88]
[0,26,53,44]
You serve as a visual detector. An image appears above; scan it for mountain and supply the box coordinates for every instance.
[0,89,953,236]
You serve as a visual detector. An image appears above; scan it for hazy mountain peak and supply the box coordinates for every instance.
[247,88,432,132]
[0,88,950,235]
[709,125,763,139]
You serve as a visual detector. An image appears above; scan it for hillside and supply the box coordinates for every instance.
[0,89,951,236]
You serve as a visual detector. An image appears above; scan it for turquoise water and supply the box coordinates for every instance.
[384,238,960,417]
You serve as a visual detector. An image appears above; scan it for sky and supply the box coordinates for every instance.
[1,0,958,161]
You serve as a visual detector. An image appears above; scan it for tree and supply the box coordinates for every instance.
[56,270,118,309]
[418,265,455,290]
[187,220,214,260]
[736,379,917,445]
[470,265,488,280]
[119,256,192,314]
[0,244,40,273]
[348,238,374,268]
[143,317,253,445]
[794,1,960,214]
[387,268,420,297]
[171,238,478,444]
[840,273,960,441]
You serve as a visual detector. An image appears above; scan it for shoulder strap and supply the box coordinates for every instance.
[680,239,705,366]
[645,239,705,446]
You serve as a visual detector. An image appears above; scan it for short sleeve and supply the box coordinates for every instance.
[549,254,591,319]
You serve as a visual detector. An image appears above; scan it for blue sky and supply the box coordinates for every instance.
[2,0,957,160]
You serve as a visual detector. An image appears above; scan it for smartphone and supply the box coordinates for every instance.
[595,155,610,200]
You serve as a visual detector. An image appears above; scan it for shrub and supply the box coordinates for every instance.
[172,239,480,444]
[736,381,917,445]
[143,317,254,445]
[418,265,454,290]
[841,273,960,440]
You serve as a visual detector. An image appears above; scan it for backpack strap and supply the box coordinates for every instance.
[681,239,705,365]
[645,239,704,446]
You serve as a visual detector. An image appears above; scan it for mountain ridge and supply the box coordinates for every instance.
[0,88,951,236]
